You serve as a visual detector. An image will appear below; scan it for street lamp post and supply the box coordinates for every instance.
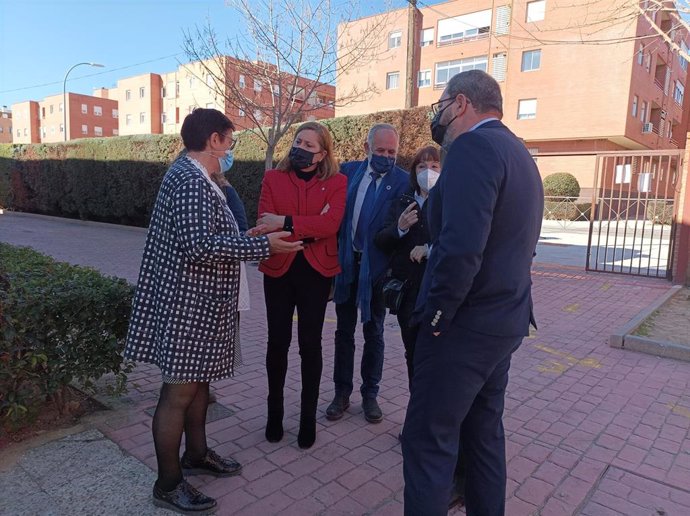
[63,62,104,142]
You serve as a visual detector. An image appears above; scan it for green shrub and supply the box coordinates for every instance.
[0,106,438,226]
[543,200,592,221]
[0,243,134,426]
[543,173,581,199]
[646,199,674,225]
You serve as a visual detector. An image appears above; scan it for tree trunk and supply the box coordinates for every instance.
[265,145,275,170]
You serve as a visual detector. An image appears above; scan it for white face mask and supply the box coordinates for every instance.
[417,169,440,192]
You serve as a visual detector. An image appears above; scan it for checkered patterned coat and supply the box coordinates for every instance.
[124,156,271,382]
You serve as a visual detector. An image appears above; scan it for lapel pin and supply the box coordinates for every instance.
[386,185,391,190]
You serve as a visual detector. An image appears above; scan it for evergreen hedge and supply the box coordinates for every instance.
[0,107,432,227]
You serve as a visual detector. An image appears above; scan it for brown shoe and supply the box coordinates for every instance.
[325,395,350,421]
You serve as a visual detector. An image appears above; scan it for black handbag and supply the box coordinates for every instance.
[382,277,407,315]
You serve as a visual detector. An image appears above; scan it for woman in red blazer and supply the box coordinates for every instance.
[257,121,346,449]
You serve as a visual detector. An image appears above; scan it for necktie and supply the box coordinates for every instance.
[354,172,381,251]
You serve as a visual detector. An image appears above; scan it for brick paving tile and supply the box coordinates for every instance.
[4,215,690,515]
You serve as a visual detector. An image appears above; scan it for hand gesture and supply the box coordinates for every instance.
[398,202,419,231]
[257,212,285,233]
[267,231,303,254]
[409,244,428,263]
[246,223,268,236]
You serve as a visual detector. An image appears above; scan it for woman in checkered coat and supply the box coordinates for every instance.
[124,108,302,514]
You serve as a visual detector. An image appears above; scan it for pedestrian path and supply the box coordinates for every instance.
[1,212,689,515]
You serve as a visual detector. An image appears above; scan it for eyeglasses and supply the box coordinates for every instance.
[430,98,453,116]
[222,132,237,150]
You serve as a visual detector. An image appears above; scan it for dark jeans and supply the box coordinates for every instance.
[402,324,522,516]
[333,261,387,399]
[263,252,332,418]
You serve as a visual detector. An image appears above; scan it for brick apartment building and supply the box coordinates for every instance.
[337,0,690,185]
[0,107,12,143]
[9,57,335,142]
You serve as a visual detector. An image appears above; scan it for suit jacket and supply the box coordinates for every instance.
[416,120,544,337]
[258,169,347,278]
[124,156,271,382]
[334,159,409,322]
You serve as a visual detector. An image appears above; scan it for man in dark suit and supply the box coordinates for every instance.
[401,70,544,515]
[329,124,409,424]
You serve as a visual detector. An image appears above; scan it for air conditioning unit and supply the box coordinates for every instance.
[642,122,654,134]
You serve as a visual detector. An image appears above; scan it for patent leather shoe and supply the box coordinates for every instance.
[181,448,242,477]
[152,480,216,514]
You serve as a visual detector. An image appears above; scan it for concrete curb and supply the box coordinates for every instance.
[609,285,690,362]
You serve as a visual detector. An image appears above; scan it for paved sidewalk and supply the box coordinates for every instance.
[2,212,690,515]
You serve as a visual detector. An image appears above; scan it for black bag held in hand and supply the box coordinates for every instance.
[382,277,407,315]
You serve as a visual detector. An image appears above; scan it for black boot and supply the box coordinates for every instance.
[297,413,316,449]
[265,397,284,443]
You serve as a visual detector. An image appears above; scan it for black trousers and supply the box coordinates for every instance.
[263,252,332,418]
[396,285,420,389]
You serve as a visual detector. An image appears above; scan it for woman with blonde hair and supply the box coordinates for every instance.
[256,121,347,448]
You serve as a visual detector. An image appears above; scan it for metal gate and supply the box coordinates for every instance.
[587,150,683,278]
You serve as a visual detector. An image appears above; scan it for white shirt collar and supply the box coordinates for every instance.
[468,117,499,133]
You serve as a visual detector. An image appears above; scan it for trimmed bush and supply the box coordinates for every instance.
[543,200,592,221]
[0,243,134,426]
[646,199,674,225]
[0,107,437,226]
[543,173,581,199]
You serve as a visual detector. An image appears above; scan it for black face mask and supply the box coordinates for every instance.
[430,110,457,147]
[289,146,316,171]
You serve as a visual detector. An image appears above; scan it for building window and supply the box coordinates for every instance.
[521,49,541,72]
[273,84,280,96]
[418,70,431,88]
[25,128,29,136]
[239,75,246,88]
[517,99,537,119]
[438,10,491,45]
[674,81,684,104]
[82,124,88,135]
[645,53,651,73]
[125,90,131,101]
[641,100,648,122]
[638,172,652,193]
[126,114,132,126]
[162,112,167,124]
[680,41,689,71]
[206,74,214,87]
[254,80,262,92]
[49,105,54,114]
[526,0,546,22]
[59,123,64,133]
[492,53,507,82]
[632,95,638,117]
[94,126,103,136]
[112,109,118,118]
[81,104,88,114]
[615,164,631,184]
[389,30,402,49]
[188,76,196,88]
[637,43,644,65]
[139,112,146,124]
[94,106,102,116]
[253,109,263,121]
[59,103,63,113]
[238,108,245,117]
[495,5,511,35]
[386,72,400,90]
[139,87,145,98]
[113,128,119,136]
[421,28,434,47]
[435,56,488,86]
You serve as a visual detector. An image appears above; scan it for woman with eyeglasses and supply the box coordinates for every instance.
[124,108,302,514]
[256,121,346,449]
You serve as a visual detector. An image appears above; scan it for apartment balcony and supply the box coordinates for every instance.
[437,30,490,48]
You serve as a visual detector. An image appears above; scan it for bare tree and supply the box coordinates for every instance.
[183,0,390,169]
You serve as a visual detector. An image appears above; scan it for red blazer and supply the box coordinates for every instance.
[258,169,347,278]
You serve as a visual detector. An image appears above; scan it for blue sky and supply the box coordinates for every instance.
[0,0,405,108]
